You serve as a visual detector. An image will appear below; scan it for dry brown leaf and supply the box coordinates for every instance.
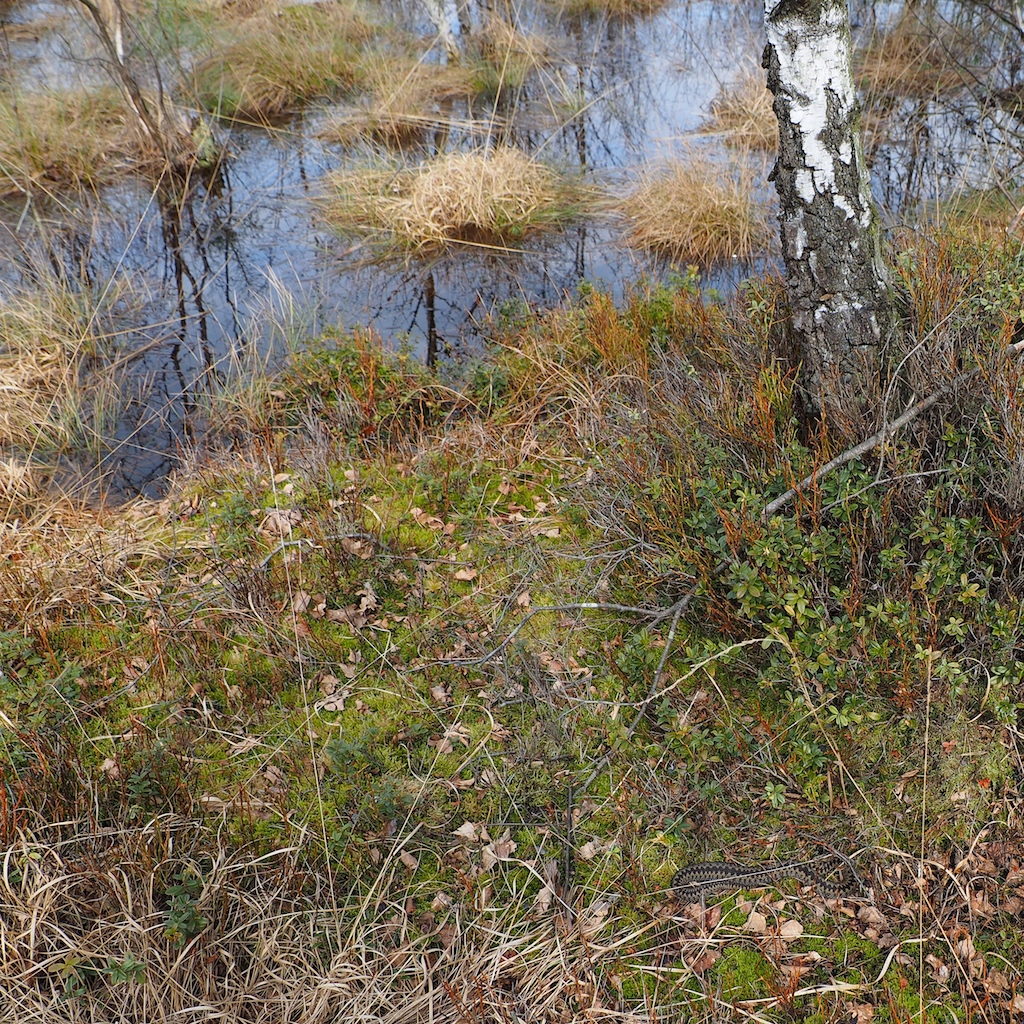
[410,506,445,530]
[400,850,419,871]
[263,764,287,792]
[845,1003,874,1024]
[357,582,379,611]
[857,906,888,928]
[453,567,478,581]
[123,656,148,682]
[228,735,261,755]
[779,963,810,984]
[779,919,804,941]
[341,536,375,559]
[744,910,768,933]
[199,794,231,813]
[430,684,450,705]
[100,757,119,780]
[261,508,302,539]
[534,884,554,912]
[481,830,517,871]
[690,950,721,973]
[429,722,471,754]
[578,900,610,939]
[927,953,950,984]
[453,821,478,841]
[292,590,312,613]
[516,590,531,609]
[326,606,367,629]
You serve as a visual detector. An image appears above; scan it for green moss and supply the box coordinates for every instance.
[709,946,772,1001]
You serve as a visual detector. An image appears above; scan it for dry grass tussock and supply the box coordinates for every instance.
[857,11,977,99]
[920,187,1024,242]
[623,154,772,264]
[324,59,476,146]
[703,66,776,151]
[0,292,92,452]
[192,1,378,120]
[545,0,670,16]
[324,147,586,250]
[0,494,170,619]
[0,88,139,196]
[471,15,551,84]
[0,823,653,1022]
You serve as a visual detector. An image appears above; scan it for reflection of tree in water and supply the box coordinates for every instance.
[340,222,637,367]
[853,0,1024,215]
[31,0,1024,499]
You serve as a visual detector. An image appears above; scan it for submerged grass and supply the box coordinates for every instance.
[324,146,588,251]
[465,16,552,100]
[622,153,772,263]
[545,0,671,16]
[324,55,476,146]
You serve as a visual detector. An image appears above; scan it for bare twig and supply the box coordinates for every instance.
[412,600,680,672]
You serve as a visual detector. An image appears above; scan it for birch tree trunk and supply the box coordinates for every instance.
[762,0,896,436]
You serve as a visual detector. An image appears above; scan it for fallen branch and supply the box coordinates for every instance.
[764,335,1024,520]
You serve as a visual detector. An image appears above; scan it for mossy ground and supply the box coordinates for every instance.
[3,243,1024,1021]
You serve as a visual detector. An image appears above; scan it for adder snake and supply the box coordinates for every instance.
[672,856,857,899]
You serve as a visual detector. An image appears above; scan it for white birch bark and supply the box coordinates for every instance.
[421,0,460,62]
[763,0,896,435]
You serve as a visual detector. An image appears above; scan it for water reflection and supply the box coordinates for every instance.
[7,0,1018,498]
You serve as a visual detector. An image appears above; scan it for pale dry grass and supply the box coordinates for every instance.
[324,146,587,250]
[0,293,92,452]
[0,457,40,508]
[0,88,137,196]
[704,66,776,152]
[0,821,658,1023]
[622,155,772,264]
